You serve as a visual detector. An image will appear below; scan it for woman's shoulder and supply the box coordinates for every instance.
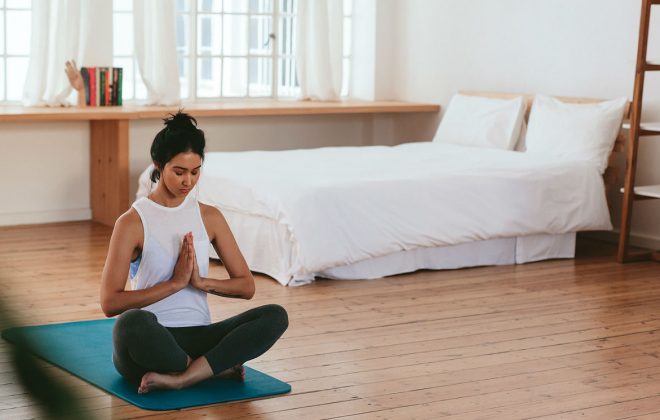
[199,202,223,219]
[113,207,143,238]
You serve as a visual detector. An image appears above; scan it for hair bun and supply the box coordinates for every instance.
[163,110,198,131]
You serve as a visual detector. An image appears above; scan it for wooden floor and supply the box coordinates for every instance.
[1,222,660,419]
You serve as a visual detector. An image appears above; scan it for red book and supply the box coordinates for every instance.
[89,67,96,107]
[105,68,110,106]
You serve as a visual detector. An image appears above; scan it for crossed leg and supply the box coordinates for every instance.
[113,305,288,393]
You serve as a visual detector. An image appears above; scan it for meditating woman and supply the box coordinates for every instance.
[100,111,288,394]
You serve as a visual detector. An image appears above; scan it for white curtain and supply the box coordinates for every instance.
[295,0,343,101]
[23,0,112,106]
[133,0,180,106]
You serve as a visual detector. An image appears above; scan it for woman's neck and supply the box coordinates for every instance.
[148,187,187,208]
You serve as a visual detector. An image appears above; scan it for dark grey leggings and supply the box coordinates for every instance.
[112,304,288,384]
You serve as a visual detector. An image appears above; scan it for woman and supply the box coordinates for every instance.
[100,112,288,394]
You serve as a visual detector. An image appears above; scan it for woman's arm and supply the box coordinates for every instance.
[99,210,194,317]
[191,205,255,300]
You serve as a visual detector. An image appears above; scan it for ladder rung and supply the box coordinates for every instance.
[643,63,660,71]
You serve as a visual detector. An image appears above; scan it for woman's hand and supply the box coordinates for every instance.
[170,232,194,291]
[190,237,205,290]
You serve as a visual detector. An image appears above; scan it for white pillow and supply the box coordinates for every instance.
[433,94,526,150]
[525,95,627,174]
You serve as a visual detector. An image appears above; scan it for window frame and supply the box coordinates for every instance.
[1,0,32,104]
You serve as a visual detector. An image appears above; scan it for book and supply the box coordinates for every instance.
[80,67,90,105]
[89,67,96,107]
[78,66,123,107]
[117,68,123,106]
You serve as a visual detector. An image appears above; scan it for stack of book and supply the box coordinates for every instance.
[80,67,123,106]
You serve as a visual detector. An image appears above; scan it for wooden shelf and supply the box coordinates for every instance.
[622,121,660,135]
[620,185,660,199]
[0,100,440,122]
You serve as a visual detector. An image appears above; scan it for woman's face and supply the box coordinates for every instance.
[159,151,202,197]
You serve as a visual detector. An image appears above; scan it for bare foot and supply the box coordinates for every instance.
[216,365,245,381]
[138,372,182,394]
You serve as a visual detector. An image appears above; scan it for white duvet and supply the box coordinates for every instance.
[139,142,612,280]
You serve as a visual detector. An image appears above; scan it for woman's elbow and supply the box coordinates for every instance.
[100,295,120,318]
[242,275,256,300]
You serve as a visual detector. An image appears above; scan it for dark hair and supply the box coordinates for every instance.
[150,111,205,183]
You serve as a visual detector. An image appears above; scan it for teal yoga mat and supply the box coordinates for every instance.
[2,319,291,411]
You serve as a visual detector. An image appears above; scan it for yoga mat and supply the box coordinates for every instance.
[2,319,291,411]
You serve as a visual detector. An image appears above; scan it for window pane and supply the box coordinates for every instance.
[249,16,272,55]
[0,11,4,55]
[279,17,295,56]
[178,55,190,99]
[223,57,247,97]
[224,0,247,13]
[176,0,189,12]
[343,0,352,16]
[198,14,221,55]
[249,0,272,13]
[113,13,133,56]
[6,57,28,101]
[6,0,30,8]
[343,18,351,56]
[223,15,247,55]
[199,0,221,12]
[7,10,30,55]
[342,58,349,97]
[0,0,4,7]
[135,75,147,100]
[0,59,4,100]
[278,58,298,97]
[248,57,271,97]
[114,57,134,100]
[176,13,189,55]
[197,57,221,97]
[114,0,132,12]
[279,0,295,15]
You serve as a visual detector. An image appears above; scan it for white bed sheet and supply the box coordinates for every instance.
[220,208,575,286]
[137,142,609,286]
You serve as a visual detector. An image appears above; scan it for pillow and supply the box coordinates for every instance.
[525,95,627,173]
[433,94,526,150]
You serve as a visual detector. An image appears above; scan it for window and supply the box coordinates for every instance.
[177,0,288,99]
[0,0,353,103]
[175,0,353,100]
[1,0,31,103]
[113,0,147,101]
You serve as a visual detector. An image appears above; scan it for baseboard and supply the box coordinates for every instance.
[582,230,660,250]
[0,209,91,227]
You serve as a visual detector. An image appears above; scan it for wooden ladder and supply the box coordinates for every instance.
[618,0,660,262]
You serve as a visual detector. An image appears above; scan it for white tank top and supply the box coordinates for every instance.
[130,194,212,327]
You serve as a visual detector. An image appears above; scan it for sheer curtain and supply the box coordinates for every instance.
[295,0,343,101]
[23,0,112,106]
[133,0,180,105]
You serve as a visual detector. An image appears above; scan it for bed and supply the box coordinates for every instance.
[137,92,629,286]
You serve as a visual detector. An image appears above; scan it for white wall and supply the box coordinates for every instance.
[390,0,660,247]
[0,112,436,226]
